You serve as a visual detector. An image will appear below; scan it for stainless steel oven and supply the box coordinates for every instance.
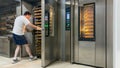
[71,0,106,68]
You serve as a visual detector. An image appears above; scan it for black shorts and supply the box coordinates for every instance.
[13,33,28,45]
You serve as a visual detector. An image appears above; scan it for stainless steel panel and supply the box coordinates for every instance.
[57,0,66,61]
[0,38,3,54]
[60,0,66,61]
[64,0,71,62]
[0,36,15,57]
[107,0,113,68]
[95,0,106,67]
[41,0,45,67]
[74,0,96,64]
[79,41,95,65]
[58,0,71,62]
[65,31,70,61]
[55,1,60,60]
[41,0,58,67]
[70,0,74,63]
[0,37,10,57]
[74,0,79,63]
[57,2,61,61]
[54,1,59,60]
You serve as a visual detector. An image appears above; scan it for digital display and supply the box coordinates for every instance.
[45,11,49,37]
[67,12,70,20]
[66,6,71,30]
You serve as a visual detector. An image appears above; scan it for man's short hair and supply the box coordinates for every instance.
[24,11,31,15]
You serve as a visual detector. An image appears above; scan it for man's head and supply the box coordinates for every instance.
[24,11,31,19]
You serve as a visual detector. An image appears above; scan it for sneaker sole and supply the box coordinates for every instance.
[12,60,20,64]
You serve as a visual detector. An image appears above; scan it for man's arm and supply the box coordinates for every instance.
[23,25,26,33]
[27,23,41,30]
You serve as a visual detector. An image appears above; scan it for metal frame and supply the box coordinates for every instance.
[41,0,45,67]
[107,0,113,68]
[70,0,74,63]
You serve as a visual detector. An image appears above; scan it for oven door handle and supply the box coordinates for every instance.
[41,28,45,31]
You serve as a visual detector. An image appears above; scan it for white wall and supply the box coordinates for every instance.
[113,0,120,68]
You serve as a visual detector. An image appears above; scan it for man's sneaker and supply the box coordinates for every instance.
[12,59,20,64]
[29,56,37,61]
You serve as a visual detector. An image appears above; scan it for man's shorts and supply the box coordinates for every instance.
[13,33,28,45]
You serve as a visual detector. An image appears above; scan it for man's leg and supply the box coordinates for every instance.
[13,45,21,59]
[24,44,33,57]
[24,44,37,60]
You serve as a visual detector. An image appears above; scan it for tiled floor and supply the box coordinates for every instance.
[0,56,94,68]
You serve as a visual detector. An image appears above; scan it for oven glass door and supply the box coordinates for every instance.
[79,3,95,41]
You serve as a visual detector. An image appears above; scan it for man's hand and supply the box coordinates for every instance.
[27,23,42,30]
[36,26,42,30]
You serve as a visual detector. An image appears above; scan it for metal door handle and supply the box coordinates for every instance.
[41,28,45,31]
